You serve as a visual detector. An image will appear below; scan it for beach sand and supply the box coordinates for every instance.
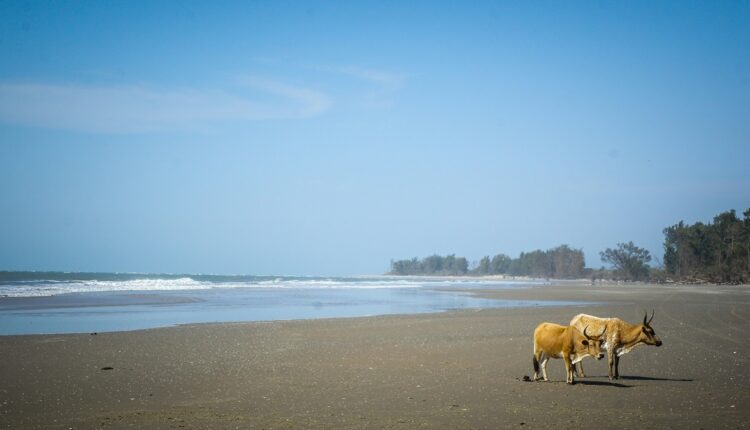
[1,282,749,429]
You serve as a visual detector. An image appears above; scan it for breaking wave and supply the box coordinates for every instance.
[0,272,544,298]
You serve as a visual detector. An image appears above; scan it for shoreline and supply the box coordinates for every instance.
[0,283,587,337]
[1,279,747,337]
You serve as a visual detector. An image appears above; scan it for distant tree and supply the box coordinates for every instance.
[508,250,553,277]
[550,245,585,278]
[389,244,586,279]
[454,256,469,274]
[713,210,746,281]
[444,254,457,273]
[507,252,529,276]
[389,254,468,275]
[490,253,512,274]
[600,242,652,281]
[389,257,422,275]
[663,222,683,276]
[476,256,491,275]
[422,255,444,274]
[527,250,554,278]
[662,208,750,283]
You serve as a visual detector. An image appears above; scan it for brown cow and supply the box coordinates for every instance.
[532,323,605,384]
[570,311,662,380]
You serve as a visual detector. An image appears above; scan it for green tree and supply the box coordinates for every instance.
[444,254,457,274]
[454,257,469,274]
[712,210,746,282]
[490,254,511,274]
[662,208,750,282]
[476,256,491,275]
[663,222,682,276]
[389,257,422,275]
[600,242,652,281]
[550,244,585,278]
[422,255,443,274]
[390,254,468,275]
[508,250,553,277]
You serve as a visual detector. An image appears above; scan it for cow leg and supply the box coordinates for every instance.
[533,350,547,381]
[607,349,616,380]
[540,355,550,381]
[614,354,620,379]
[564,355,574,384]
[575,360,586,378]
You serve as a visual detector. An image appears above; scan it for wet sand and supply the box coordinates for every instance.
[1,282,749,429]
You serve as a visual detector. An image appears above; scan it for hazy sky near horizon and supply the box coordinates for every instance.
[1,1,749,275]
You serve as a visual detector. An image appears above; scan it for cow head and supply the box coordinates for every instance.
[640,310,662,347]
[581,325,606,360]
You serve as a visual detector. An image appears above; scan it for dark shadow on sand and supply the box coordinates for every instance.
[575,380,631,388]
[619,375,693,382]
[519,378,631,388]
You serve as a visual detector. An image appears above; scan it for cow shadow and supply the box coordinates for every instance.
[619,375,693,382]
[574,379,631,388]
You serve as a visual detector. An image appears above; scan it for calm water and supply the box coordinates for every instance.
[0,272,579,335]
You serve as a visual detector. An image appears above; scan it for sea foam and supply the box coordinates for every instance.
[0,274,544,298]
[0,277,419,297]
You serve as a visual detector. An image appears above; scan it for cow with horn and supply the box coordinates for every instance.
[570,310,662,380]
[532,322,606,385]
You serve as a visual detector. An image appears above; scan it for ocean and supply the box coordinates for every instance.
[0,272,575,335]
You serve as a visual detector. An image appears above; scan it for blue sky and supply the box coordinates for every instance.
[1,1,748,275]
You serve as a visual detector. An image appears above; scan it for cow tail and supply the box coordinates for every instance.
[533,354,539,374]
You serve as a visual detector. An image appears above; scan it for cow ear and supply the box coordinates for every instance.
[581,339,589,346]
[642,327,647,334]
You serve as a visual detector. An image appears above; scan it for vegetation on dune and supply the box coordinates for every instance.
[389,245,585,279]
[599,242,652,282]
[663,209,750,283]
[389,254,470,276]
[389,208,750,284]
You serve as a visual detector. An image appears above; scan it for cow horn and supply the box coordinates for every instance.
[647,309,655,325]
[583,325,591,339]
[643,310,648,326]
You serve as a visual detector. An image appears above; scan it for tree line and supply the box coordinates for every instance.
[663,209,750,283]
[388,208,750,284]
[389,245,585,278]
[389,254,470,276]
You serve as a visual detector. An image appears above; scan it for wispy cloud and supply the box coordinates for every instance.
[314,65,408,109]
[330,66,407,90]
[237,76,331,118]
[0,78,331,133]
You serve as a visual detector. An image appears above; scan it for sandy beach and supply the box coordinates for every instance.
[1,282,749,429]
